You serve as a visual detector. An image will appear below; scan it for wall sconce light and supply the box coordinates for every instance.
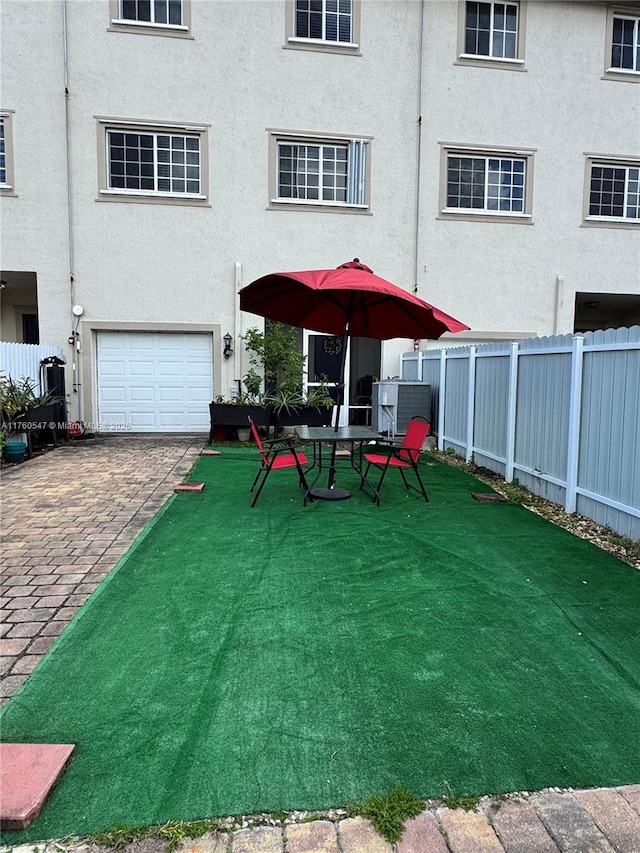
[223,332,233,359]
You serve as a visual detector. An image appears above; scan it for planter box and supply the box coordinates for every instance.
[8,401,68,455]
[208,403,270,443]
[273,406,333,428]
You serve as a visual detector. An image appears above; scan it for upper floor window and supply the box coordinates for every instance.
[296,0,351,42]
[269,131,370,213]
[109,0,191,37]
[457,0,525,69]
[0,112,16,196]
[285,0,360,53]
[439,144,534,222]
[585,157,640,226]
[96,118,209,206]
[605,10,640,78]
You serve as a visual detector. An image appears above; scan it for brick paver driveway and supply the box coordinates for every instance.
[0,433,204,703]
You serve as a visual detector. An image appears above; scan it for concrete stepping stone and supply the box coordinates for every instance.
[0,742,75,829]
[174,482,205,493]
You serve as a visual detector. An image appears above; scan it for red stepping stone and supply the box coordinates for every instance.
[0,743,75,829]
[174,482,205,493]
[200,449,221,456]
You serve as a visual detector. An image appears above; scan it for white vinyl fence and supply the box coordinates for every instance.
[0,342,63,394]
[401,327,640,541]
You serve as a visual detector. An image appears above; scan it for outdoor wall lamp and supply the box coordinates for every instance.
[223,332,233,359]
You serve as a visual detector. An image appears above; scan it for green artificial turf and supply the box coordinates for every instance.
[2,449,639,841]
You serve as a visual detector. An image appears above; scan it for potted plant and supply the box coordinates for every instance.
[207,323,334,442]
[0,373,60,461]
[242,324,333,430]
[208,365,271,442]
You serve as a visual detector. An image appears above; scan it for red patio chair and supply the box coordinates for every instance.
[249,418,310,507]
[360,416,431,506]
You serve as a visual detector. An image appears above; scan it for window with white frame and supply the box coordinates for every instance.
[440,145,533,220]
[0,119,7,186]
[97,119,208,205]
[285,0,360,52]
[296,0,351,42]
[458,0,525,67]
[609,11,640,74]
[587,160,640,223]
[270,133,369,210]
[109,0,191,36]
[0,112,15,195]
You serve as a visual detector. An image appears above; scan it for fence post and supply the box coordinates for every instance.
[437,348,447,451]
[565,333,584,514]
[465,346,476,462]
[505,341,519,482]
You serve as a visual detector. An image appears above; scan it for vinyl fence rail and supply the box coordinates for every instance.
[0,341,63,394]
[401,326,640,541]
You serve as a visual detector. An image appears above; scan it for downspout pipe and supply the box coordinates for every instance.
[413,0,426,297]
[62,0,82,421]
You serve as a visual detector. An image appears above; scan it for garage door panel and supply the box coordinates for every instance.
[185,409,210,429]
[131,386,156,402]
[130,361,156,378]
[129,412,157,429]
[159,387,184,402]
[97,332,213,433]
[159,362,184,378]
[101,362,126,377]
[100,388,126,403]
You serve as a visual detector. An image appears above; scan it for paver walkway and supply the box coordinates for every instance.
[1,436,639,852]
[1,434,203,700]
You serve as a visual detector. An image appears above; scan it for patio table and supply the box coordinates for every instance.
[294,425,382,502]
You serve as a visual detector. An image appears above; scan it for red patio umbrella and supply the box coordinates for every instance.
[239,259,470,427]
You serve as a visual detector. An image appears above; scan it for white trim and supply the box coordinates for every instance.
[270,197,368,209]
[512,463,567,490]
[576,488,640,520]
[100,189,206,200]
[97,117,208,131]
[270,128,373,143]
[111,18,188,31]
[586,215,640,224]
[458,53,524,65]
[442,208,531,219]
[441,142,536,155]
[288,36,358,48]
[584,152,640,163]
[605,66,640,75]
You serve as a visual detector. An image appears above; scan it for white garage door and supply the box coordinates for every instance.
[96,331,213,432]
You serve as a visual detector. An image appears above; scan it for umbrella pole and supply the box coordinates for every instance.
[332,325,350,432]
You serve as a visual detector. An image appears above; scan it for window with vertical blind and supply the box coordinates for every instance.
[269,132,370,212]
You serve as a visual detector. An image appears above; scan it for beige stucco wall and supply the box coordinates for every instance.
[1,0,638,422]
[419,0,640,338]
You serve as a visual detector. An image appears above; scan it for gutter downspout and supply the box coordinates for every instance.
[62,0,82,421]
[413,0,426,297]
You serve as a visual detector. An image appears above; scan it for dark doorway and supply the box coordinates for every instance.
[22,313,40,344]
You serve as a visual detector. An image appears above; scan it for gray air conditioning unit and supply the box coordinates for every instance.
[371,381,431,435]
